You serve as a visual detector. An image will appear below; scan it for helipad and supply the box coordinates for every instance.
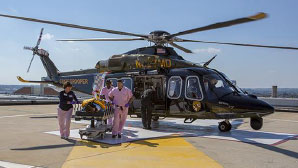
[46,119,297,145]
[0,105,297,168]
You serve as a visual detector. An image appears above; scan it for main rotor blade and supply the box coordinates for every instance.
[177,39,298,50]
[169,42,192,53]
[0,14,147,38]
[36,28,44,46]
[169,12,267,38]
[57,37,145,42]
[27,54,35,73]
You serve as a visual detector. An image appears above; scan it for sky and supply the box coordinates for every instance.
[0,0,297,88]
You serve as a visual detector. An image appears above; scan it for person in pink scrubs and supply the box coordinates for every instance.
[109,79,133,138]
[100,80,114,125]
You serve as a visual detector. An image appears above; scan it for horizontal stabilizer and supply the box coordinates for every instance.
[17,76,54,84]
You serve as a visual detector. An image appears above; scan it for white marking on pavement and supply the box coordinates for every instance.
[45,119,298,145]
[0,113,56,119]
[266,118,298,123]
[0,161,42,168]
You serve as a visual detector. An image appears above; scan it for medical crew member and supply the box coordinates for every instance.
[109,79,133,138]
[100,80,114,125]
[58,82,78,139]
[141,86,155,129]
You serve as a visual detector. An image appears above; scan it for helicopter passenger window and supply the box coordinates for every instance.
[167,76,182,99]
[185,76,203,101]
[106,78,117,87]
[106,78,132,90]
[121,78,133,90]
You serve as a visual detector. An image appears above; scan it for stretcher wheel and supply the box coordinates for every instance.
[79,132,83,139]
[107,128,112,132]
[152,116,159,121]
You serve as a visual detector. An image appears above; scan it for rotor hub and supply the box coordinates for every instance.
[149,30,171,45]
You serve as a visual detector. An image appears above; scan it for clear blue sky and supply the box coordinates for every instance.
[0,0,297,88]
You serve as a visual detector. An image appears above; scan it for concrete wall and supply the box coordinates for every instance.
[260,97,298,107]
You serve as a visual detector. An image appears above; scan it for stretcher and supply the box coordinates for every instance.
[74,98,114,140]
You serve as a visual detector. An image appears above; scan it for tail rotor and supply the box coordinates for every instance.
[24,28,44,73]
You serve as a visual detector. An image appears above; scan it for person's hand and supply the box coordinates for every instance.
[70,101,76,104]
[125,103,130,107]
[76,101,80,104]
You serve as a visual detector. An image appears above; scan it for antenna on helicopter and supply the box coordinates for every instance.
[23,28,44,73]
[203,55,217,67]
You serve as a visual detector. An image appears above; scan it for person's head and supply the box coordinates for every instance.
[63,81,72,93]
[210,78,218,86]
[117,79,123,89]
[106,80,112,89]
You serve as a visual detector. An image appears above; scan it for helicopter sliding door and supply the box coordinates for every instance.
[132,75,166,113]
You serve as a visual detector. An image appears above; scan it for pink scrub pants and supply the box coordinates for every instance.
[57,108,73,138]
[112,107,128,135]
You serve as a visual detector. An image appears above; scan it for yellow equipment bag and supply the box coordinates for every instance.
[82,98,106,110]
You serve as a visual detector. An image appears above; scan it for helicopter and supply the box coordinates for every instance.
[1,12,297,132]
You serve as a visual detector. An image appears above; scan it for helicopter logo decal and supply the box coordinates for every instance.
[59,79,89,85]
[135,56,172,69]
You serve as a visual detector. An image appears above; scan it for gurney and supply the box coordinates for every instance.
[74,98,114,140]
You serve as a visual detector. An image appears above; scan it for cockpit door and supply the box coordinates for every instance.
[185,76,204,101]
[166,76,184,113]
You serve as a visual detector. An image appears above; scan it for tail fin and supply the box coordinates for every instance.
[38,50,59,82]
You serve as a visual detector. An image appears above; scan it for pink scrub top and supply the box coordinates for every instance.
[100,86,114,102]
[108,86,133,107]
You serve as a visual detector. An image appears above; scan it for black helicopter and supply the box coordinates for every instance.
[1,12,297,132]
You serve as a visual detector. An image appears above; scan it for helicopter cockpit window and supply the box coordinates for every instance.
[203,73,236,98]
[185,76,203,101]
[167,76,182,99]
[218,72,244,94]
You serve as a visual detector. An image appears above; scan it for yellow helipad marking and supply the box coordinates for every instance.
[62,136,222,168]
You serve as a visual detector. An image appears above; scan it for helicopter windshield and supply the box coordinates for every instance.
[203,73,236,98]
[217,72,244,94]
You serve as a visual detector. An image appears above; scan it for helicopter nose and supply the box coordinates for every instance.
[263,103,275,113]
[251,98,275,114]
[220,94,275,114]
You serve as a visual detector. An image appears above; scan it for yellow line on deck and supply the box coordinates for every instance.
[62,136,222,168]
